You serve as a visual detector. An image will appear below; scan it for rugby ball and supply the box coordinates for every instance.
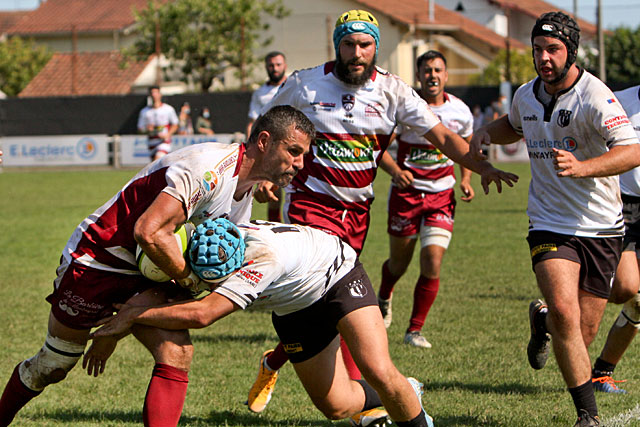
[136,222,195,282]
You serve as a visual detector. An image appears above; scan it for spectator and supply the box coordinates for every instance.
[177,102,194,135]
[196,107,215,135]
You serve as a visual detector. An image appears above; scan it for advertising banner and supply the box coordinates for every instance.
[0,135,110,166]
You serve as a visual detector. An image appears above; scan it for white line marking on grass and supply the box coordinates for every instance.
[604,403,640,426]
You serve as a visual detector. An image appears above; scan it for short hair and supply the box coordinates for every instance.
[416,50,447,70]
[148,85,159,93]
[265,51,286,62]
[248,105,315,146]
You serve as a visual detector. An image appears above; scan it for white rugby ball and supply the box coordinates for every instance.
[136,222,195,282]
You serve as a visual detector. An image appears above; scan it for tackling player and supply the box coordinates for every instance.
[377,50,476,349]
[137,85,179,161]
[92,219,435,427]
[470,12,640,426]
[0,106,314,427]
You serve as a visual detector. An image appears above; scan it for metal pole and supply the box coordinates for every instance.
[597,0,606,82]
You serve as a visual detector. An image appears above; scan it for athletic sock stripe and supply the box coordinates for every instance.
[45,341,84,358]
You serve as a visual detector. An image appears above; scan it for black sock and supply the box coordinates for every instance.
[568,380,598,418]
[356,379,383,411]
[396,411,428,427]
[592,357,616,377]
[534,306,549,334]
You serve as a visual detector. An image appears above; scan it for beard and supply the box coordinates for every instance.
[268,70,284,84]
[335,55,376,86]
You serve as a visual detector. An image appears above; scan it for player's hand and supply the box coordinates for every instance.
[480,166,519,194]
[553,148,585,177]
[459,181,475,202]
[470,131,490,160]
[392,170,413,189]
[90,304,137,339]
[82,336,118,377]
[254,181,279,203]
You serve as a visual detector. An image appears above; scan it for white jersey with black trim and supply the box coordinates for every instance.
[62,143,252,274]
[395,93,473,193]
[137,103,179,147]
[263,61,440,211]
[615,85,640,197]
[509,69,639,237]
[247,82,282,121]
[214,221,357,316]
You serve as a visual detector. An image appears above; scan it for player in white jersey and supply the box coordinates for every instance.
[377,50,475,349]
[137,85,179,161]
[249,10,518,423]
[0,106,315,427]
[470,12,640,426]
[92,219,434,427]
[247,51,288,222]
[589,85,640,394]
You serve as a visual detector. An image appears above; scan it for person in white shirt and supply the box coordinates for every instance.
[91,219,434,427]
[137,85,179,161]
[470,12,640,426]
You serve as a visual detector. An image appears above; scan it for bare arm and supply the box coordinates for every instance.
[458,135,475,202]
[554,144,640,178]
[379,149,413,189]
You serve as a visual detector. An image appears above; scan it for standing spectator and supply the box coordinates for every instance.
[472,104,484,132]
[377,50,475,349]
[248,9,517,425]
[248,51,288,222]
[470,12,640,426]
[137,86,179,161]
[589,85,640,395]
[177,102,194,135]
[196,107,215,135]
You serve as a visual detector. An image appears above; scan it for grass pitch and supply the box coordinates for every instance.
[1,163,639,426]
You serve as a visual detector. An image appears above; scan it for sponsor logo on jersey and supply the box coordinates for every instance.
[604,115,630,130]
[607,98,616,104]
[523,114,538,121]
[237,268,264,286]
[342,94,355,111]
[347,278,368,298]
[557,109,572,128]
[389,216,411,233]
[525,136,578,151]
[59,290,104,317]
[311,101,336,111]
[364,102,383,117]
[188,189,203,211]
[202,170,218,192]
[407,147,446,165]
[215,153,238,177]
[531,243,557,257]
[283,343,303,353]
[315,137,378,163]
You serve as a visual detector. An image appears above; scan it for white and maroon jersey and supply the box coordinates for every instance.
[137,103,179,147]
[214,221,357,316]
[395,92,473,193]
[510,69,639,237]
[615,85,640,197]
[247,82,282,121]
[62,143,252,274]
[264,62,440,213]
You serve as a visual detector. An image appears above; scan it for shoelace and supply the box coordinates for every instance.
[592,375,626,389]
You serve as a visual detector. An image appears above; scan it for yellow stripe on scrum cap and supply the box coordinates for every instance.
[335,9,379,27]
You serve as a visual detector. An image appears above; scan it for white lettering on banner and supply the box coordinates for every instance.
[1,135,109,166]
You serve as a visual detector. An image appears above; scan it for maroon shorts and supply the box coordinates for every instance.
[46,257,163,330]
[387,187,456,237]
[527,230,622,299]
[284,192,370,255]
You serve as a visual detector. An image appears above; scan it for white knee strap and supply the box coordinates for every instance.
[419,225,452,249]
[19,333,85,391]
[617,293,640,329]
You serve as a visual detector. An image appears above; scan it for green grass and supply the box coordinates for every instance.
[1,164,639,426]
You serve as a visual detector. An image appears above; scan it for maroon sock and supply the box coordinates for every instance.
[0,363,41,427]
[408,277,440,332]
[142,364,188,427]
[379,260,402,300]
[265,342,289,371]
[340,336,362,380]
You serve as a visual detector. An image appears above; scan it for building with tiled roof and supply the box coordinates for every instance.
[0,11,28,39]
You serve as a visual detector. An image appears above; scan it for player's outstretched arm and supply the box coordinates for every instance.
[553,144,640,178]
[469,115,521,160]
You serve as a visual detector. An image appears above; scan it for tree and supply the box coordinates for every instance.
[0,36,52,97]
[584,26,640,83]
[470,49,537,86]
[124,0,289,92]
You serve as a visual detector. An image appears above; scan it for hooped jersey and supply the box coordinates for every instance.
[247,82,282,120]
[137,103,179,147]
[510,69,639,237]
[615,85,640,197]
[395,92,473,193]
[214,221,357,316]
[62,143,252,274]
[264,62,440,213]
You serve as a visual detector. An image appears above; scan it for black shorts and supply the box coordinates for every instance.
[527,230,622,299]
[622,194,640,256]
[271,261,378,363]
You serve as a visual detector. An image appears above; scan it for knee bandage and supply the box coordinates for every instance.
[419,225,452,249]
[19,333,85,391]
[616,293,640,329]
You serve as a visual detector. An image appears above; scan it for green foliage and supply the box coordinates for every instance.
[0,36,52,97]
[585,25,640,83]
[471,49,537,86]
[124,0,289,92]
